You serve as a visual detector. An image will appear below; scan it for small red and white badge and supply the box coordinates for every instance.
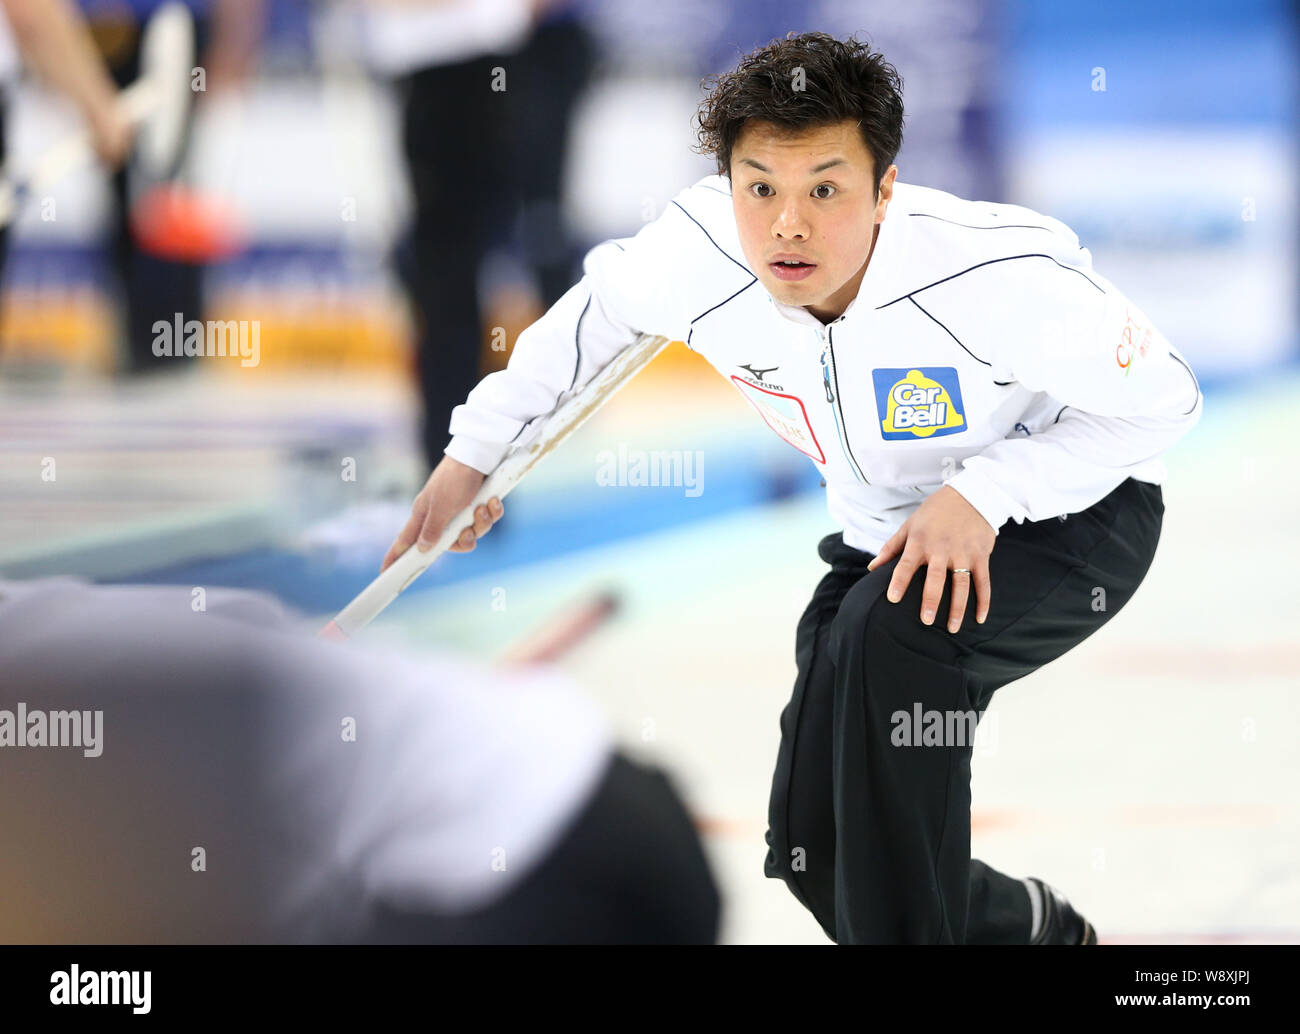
[730,376,826,464]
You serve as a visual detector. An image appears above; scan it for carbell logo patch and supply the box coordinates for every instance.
[872,367,967,440]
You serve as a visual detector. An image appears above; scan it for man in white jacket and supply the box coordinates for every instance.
[383,31,1203,945]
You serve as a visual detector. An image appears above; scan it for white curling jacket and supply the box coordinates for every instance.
[445,175,1204,554]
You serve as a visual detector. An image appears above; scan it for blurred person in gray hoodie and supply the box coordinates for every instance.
[0,576,720,944]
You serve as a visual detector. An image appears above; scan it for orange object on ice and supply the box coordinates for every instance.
[130,184,244,262]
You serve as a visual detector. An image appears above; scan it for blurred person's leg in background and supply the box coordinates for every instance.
[388,1,597,475]
[500,1,596,308]
[393,48,508,473]
[83,1,207,374]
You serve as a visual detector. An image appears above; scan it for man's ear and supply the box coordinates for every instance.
[875,165,898,214]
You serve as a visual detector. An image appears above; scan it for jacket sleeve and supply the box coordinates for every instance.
[943,251,1204,533]
[443,275,643,474]
[443,194,716,475]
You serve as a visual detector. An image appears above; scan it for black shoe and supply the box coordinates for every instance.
[1027,877,1097,945]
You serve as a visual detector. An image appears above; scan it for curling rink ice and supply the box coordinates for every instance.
[3,355,1298,945]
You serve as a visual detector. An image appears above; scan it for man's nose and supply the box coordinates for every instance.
[774,218,806,240]
[772,199,810,240]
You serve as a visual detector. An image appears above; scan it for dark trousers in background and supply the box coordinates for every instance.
[360,750,722,944]
[96,11,207,374]
[764,477,1165,943]
[396,17,595,474]
[397,53,504,476]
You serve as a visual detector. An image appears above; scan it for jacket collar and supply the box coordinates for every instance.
[764,185,913,328]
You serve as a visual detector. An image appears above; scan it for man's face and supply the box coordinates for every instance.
[730,119,896,322]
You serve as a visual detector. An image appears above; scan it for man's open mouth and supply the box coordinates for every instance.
[770,259,817,281]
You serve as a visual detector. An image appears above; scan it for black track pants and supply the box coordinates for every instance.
[764,477,1164,944]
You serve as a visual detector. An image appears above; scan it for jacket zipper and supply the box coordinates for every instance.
[819,323,869,484]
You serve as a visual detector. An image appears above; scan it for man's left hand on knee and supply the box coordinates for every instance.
[866,486,995,633]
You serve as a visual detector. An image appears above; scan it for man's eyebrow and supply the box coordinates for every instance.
[737,157,848,175]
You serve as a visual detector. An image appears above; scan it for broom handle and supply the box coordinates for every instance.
[319,332,673,640]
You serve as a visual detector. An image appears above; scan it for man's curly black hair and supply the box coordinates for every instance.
[694,31,905,198]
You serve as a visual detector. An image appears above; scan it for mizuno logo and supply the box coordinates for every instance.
[739,364,779,383]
